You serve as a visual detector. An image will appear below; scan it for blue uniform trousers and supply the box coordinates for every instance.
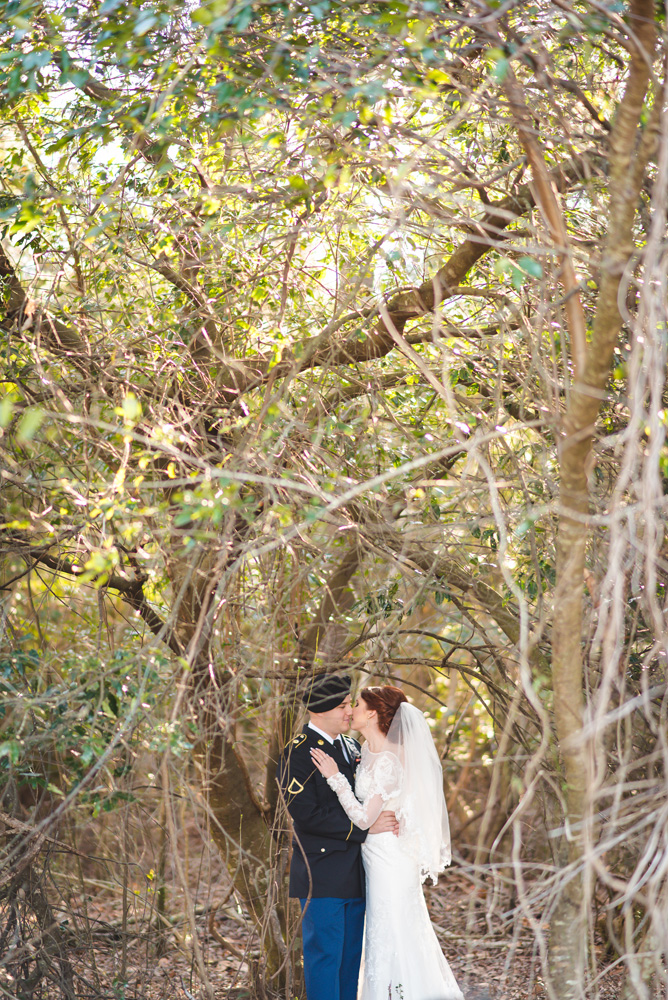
[299,897,365,1000]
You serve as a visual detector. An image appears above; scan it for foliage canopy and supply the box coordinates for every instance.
[1,1,668,997]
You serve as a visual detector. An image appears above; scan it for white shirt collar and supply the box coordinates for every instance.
[307,721,337,745]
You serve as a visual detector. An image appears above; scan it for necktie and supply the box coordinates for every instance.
[335,736,349,764]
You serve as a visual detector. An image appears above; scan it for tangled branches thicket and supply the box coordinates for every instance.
[1,1,668,997]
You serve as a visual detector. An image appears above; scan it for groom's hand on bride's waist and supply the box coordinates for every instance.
[369,810,399,836]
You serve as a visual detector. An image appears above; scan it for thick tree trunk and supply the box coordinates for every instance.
[548,478,590,996]
[202,734,287,990]
[547,4,658,995]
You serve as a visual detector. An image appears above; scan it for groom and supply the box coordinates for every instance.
[277,674,398,1000]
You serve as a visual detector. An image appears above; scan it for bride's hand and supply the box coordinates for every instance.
[310,747,339,778]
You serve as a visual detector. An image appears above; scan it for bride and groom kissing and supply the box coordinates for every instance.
[277,674,465,1000]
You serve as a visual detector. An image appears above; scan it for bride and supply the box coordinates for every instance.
[311,685,464,1000]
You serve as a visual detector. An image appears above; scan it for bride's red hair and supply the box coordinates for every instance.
[359,685,407,735]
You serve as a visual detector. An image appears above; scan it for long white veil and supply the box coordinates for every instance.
[385,702,452,883]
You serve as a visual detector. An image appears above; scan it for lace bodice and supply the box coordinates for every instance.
[326,744,402,829]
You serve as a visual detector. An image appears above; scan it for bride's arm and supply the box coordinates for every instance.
[325,773,386,830]
[310,747,400,830]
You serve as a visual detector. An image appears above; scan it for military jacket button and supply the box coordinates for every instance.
[320,848,325,853]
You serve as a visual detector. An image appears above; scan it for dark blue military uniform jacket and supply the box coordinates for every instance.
[277,725,367,899]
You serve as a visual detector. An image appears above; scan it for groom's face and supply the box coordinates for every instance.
[310,694,353,737]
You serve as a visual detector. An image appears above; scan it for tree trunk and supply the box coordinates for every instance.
[188,542,365,990]
[547,4,658,995]
[202,734,288,990]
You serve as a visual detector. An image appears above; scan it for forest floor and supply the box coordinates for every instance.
[59,865,626,1000]
[15,802,628,1000]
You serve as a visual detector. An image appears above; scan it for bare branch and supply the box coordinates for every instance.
[500,62,588,378]
[0,246,88,356]
[210,150,599,405]
[23,546,184,656]
[299,542,363,663]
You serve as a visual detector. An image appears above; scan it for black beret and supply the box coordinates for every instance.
[301,674,351,712]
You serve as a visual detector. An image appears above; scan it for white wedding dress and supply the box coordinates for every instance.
[327,711,464,1000]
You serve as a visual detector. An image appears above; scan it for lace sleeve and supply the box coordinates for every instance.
[326,752,402,830]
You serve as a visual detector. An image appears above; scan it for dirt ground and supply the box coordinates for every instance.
[6,805,629,1000]
[61,866,626,1000]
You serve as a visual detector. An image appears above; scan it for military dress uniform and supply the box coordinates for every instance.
[278,724,366,1000]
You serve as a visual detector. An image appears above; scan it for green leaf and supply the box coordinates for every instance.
[510,265,525,289]
[121,392,142,423]
[62,70,90,90]
[518,256,543,278]
[16,407,45,442]
[0,741,22,764]
[133,11,157,36]
[22,50,52,71]
[0,395,15,428]
[486,48,509,80]
[191,6,213,25]
[99,0,125,13]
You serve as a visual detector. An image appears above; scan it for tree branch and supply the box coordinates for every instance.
[24,547,184,656]
[553,77,612,133]
[210,151,599,404]
[299,542,363,664]
[0,246,88,357]
[500,62,588,378]
[357,515,547,667]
